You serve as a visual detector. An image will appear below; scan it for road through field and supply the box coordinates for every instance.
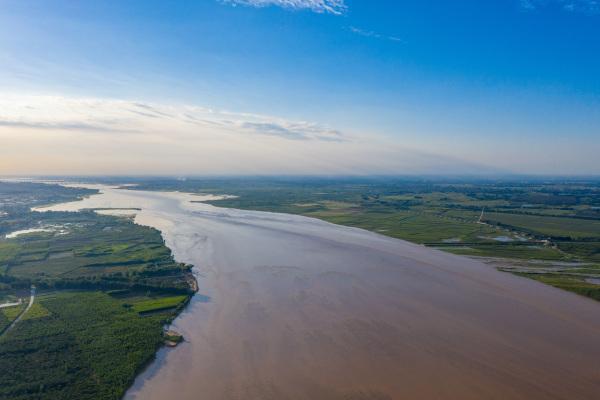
[2,287,35,336]
[41,185,600,400]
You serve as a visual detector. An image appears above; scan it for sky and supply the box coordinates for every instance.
[0,0,599,176]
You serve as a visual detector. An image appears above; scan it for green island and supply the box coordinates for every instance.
[127,177,600,301]
[0,182,195,400]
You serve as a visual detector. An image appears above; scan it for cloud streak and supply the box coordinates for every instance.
[0,94,501,176]
[349,26,403,43]
[0,119,140,134]
[220,0,346,14]
[239,121,346,141]
[0,95,347,142]
[520,0,599,13]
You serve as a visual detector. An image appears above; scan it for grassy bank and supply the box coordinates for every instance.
[0,182,195,399]
[0,291,186,400]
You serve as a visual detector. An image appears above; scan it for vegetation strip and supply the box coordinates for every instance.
[0,182,196,400]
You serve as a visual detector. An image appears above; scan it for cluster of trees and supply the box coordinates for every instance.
[0,182,197,399]
[0,292,168,400]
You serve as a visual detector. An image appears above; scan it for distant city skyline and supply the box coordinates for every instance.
[1,0,599,175]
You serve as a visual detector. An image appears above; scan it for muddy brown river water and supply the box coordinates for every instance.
[40,185,600,400]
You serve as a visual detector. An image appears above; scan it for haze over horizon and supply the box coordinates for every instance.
[1,0,599,175]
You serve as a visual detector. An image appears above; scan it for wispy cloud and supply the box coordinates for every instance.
[349,26,403,43]
[0,94,500,176]
[520,0,599,13]
[0,119,140,134]
[220,0,346,14]
[132,103,174,118]
[0,95,347,142]
[239,121,346,141]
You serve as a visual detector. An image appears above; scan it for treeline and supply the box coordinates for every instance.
[0,271,194,295]
[0,292,168,400]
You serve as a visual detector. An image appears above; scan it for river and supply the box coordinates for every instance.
[38,185,600,400]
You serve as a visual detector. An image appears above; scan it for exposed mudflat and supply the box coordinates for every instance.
[41,185,600,400]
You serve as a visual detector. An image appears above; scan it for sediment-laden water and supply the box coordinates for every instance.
[40,185,600,400]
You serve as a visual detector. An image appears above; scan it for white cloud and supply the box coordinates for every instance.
[0,94,494,176]
[0,96,346,142]
[220,0,346,14]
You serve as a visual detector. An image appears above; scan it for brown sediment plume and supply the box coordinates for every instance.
[43,186,600,400]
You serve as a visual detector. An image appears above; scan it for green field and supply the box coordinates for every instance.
[0,210,193,293]
[0,182,195,400]
[0,303,26,333]
[483,212,600,239]
[514,273,600,301]
[130,295,189,314]
[0,291,178,400]
[443,244,567,260]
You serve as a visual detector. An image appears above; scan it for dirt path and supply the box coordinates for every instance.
[2,287,35,336]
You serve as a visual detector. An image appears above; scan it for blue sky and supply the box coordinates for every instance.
[0,0,599,175]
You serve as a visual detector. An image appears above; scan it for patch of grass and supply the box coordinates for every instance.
[1,303,26,321]
[0,315,7,333]
[0,291,174,400]
[0,303,26,332]
[0,242,20,264]
[556,242,600,261]
[483,212,600,239]
[21,302,50,321]
[130,295,188,314]
[516,273,600,301]
[443,244,568,260]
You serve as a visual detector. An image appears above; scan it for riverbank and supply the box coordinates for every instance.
[0,181,199,400]
[39,183,600,400]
